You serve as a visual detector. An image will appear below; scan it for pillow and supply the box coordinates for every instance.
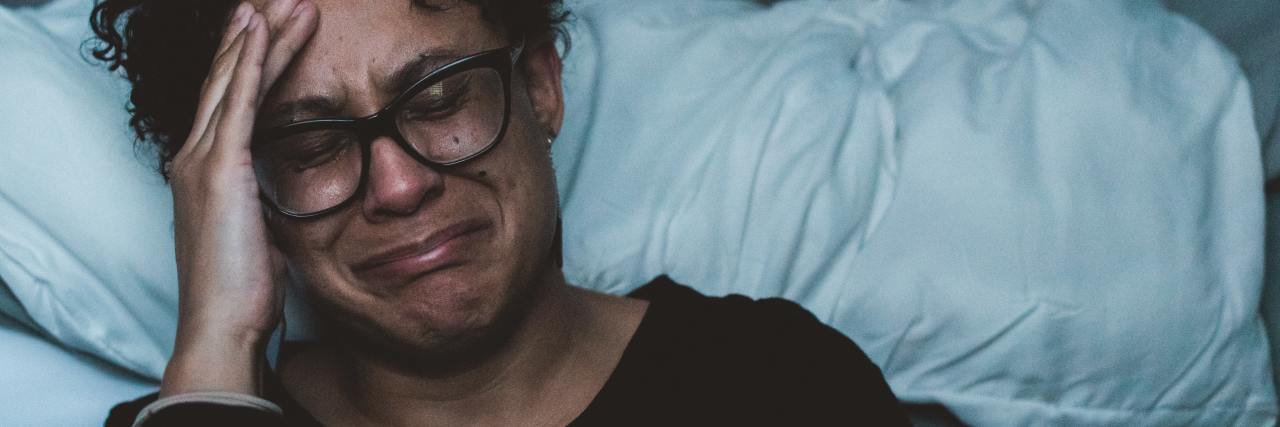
[1163,0,1280,406]
[840,2,1274,423]
[0,315,155,425]
[0,0,319,381]
[1164,0,1280,179]
[1164,0,1280,398]
[1268,195,1280,403]
[555,0,896,302]
[0,0,177,379]
[556,0,1276,424]
[0,277,39,333]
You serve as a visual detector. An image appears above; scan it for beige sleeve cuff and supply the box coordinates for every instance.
[132,391,283,427]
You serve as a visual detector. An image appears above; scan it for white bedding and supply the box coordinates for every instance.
[0,0,178,379]
[1166,0,1280,398]
[556,0,1276,424]
[1,0,1276,425]
[1165,0,1280,179]
[0,316,155,426]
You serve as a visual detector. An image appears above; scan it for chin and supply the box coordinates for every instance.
[322,264,539,372]
[397,268,505,339]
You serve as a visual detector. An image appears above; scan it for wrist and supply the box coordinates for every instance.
[180,318,274,350]
[161,323,270,398]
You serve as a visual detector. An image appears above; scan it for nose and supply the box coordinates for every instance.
[361,136,444,221]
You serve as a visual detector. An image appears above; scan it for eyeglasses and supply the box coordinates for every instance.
[251,41,524,219]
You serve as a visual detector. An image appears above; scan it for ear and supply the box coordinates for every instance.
[520,40,564,138]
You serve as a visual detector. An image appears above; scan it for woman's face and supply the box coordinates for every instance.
[252,0,563,360]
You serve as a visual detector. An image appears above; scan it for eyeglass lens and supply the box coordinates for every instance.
[253,67,506,215]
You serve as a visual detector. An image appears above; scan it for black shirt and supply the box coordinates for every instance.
[107,276,909,426]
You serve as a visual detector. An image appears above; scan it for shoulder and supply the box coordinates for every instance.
[623,276,909,424]
[630,276,849,357]
[628,275,872,367]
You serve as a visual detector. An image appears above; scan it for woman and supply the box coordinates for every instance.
[91,0,908,424]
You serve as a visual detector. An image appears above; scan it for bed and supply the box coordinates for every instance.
[2,0,1277,425]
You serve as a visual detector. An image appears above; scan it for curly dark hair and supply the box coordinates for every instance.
[90,0,569,179]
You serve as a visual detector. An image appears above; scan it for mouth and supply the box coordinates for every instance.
[351,217,493,282]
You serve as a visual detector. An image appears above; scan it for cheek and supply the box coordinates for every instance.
[490,142,559,255]
[489,139,556,214]
[494,108,558,207]
[269,214,350,278]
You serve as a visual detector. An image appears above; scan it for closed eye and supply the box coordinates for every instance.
[267,131,353,172]
[401,75,472,122]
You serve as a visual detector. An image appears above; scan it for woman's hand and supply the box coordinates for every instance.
[161,0,318,398]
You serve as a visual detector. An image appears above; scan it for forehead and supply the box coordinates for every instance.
[256,0,504,114]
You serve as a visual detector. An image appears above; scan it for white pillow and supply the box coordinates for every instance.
[555,0,896,304]
[0,0,319,381]
[0,0,177,379]
[1165,0,1280,393]
[1268,195,1280,405]
[1164,0,1280,179]
[844,2,1274,424]
[0,315,154,425]
[556,0,1276,425]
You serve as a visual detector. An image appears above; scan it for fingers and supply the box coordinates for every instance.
[183,1,319,164]
[260,0,302,35]
[215,3,254,60]
[187,2,255,153]
[187,27,251,153]
[260,1,318,106]
[214,13,270,155]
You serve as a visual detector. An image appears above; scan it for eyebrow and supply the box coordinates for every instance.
[385,49,464,96]
[259,96,343,128]
[259,48,465,128]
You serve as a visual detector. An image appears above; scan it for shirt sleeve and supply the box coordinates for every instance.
[751,297,912,426]
[108,391,284,427]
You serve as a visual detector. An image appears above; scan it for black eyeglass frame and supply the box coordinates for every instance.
[252,41,525,219]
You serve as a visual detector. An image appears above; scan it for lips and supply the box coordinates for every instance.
[351,218,493,281]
